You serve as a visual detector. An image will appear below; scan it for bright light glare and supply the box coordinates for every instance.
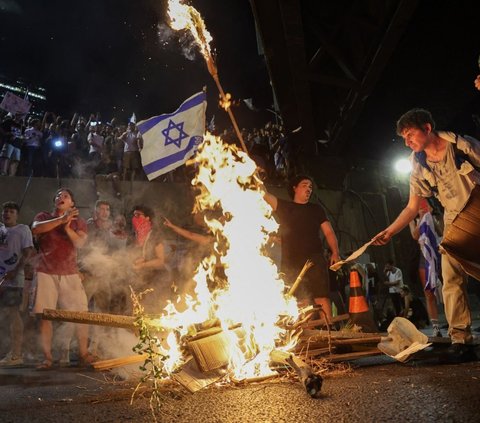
[394,158,412,174]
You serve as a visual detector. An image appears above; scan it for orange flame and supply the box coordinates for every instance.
[146,134,298,380]
[167,0,213,62]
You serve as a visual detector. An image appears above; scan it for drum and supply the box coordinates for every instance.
[441,186,480,280]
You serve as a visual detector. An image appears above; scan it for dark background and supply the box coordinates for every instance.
[1,0,480,160]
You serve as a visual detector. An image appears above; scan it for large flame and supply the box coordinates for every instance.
[147,134,298,380]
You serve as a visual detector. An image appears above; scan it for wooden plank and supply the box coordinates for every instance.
[300,313,350,329]
[324,349,383,362]
[92,354,148,370]
[301,329,385,340]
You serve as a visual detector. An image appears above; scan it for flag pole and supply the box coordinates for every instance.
[205,54,249,155]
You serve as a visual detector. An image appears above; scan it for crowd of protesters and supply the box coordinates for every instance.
[0,110,294,184]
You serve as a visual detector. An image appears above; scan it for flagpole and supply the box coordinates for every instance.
[206,55,249,155]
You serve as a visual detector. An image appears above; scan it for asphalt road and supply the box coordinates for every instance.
[1,354,480,423]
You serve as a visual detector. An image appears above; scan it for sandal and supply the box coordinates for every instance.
[36,359,53,371]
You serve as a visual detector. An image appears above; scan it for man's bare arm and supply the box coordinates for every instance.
[372,193,422,245]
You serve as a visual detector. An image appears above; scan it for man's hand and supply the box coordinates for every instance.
[61,207,79,225]
[372,229,393,245]
[133,257,146,270]
[475,75,480,91]
[329,252,341,266]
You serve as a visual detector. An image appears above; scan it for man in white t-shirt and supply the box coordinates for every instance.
[383,260,404,316]
[0,201,34,366]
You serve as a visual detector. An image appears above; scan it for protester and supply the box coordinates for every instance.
[31,188,93,369]
[120,122,143,182]
[22,118,43,176]
[400,285,429,329]
[264,175,340,320]
[83,200,114,312]
[130,205,171,313]
[373,108,480,363]
[87,123,104,169]
[383,260,404,317]
[409,198,443,337]
[0,201,34,366]
[94,153,121,198]
[0,113,23,176]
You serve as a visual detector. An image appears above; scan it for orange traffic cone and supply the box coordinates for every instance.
[348,270,378,332]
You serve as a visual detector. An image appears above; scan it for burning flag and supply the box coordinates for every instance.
[137,91,207,180]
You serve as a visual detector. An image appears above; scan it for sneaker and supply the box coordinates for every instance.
[0,352,24,366]
[440,343,477,364]
[432,328,443,338]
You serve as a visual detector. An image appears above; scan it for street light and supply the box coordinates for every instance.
[394,158,412,174]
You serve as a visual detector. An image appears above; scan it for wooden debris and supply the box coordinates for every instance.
[173,358,226,393]
[295,328,384,361]
[188,330,231,372]
[42,309,137,329]
[92,354,148,371]
[324,348,383,362]
[300,313,350,329]
[288,260,314,296]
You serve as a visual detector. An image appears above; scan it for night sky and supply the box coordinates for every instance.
[0,0,271,127]
[1,0,480,160]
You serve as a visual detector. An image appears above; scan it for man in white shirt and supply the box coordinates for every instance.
[383,260,404,316]
[0,201,34,366]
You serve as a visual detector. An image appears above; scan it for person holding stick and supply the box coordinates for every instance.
[373,108,480,363]
[264,175,340,320]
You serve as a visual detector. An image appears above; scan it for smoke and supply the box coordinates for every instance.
[157,22,198,62]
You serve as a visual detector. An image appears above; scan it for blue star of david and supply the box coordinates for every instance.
[162,119,189,148]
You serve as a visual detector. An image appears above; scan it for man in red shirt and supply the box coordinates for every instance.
[32,188,91,369]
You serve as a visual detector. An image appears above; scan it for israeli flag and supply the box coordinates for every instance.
[418,212,442,294]
[137,91,207,180]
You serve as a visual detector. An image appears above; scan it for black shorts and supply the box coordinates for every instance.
[283,252,329,300]
[0,287,23,307]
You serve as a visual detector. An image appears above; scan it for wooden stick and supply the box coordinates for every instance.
[301,329,384,340]
[325,348,382,362]
[92,354,148,371]
[42,309,137,329]
[300,313,350,329]
[288,260,314,296]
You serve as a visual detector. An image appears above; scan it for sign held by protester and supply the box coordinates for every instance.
[137,91,207,180]
[0,91,31,115]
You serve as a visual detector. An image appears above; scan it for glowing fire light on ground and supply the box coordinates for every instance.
[146,134,298,380]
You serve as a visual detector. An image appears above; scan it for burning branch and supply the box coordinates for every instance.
[167,0,249,154]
